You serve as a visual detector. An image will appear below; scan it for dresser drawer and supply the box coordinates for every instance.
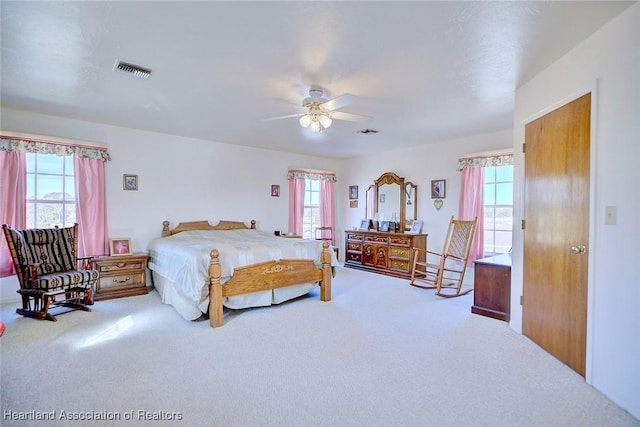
[389,259,410,272]
[346,232,363,241]
[389,236,411,246]
[346,252,362,263]
[347,242,362,252]
[389,247,410,259]
[364,235,389,244]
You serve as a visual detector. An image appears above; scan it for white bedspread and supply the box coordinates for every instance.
[147,229,337,319]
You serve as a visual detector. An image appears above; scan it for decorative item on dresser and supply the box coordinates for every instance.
[344,230,427,279]
[471,254,512,321]
[92,253,150,301]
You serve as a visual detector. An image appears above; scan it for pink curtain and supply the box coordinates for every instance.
[319,180,336,245]
[458,166,484,263]
[0,151,27,277]
[288,178,305,235]
[74,155,109,257]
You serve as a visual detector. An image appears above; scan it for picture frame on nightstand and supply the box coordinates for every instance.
[109,238,132,256]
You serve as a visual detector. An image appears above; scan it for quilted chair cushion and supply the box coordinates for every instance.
[21,227,77,276]
[34,269,99,291]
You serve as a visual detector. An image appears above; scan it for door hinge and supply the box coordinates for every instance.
[520,295,523,306]
[521,219,526,230]
[522,143,526,153]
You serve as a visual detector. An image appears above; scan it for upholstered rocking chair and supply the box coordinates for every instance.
[2,223,98,321]
[409,216,478,298]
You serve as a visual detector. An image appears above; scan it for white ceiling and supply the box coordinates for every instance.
[1,1,634,159]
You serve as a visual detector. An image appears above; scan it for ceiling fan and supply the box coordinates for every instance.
[265,86,370,133]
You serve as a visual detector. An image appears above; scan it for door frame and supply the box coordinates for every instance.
[518,82,598,383]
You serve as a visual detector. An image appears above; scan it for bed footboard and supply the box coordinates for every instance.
[208,242,333,327]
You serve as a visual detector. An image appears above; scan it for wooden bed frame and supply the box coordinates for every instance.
[160,219,333,327]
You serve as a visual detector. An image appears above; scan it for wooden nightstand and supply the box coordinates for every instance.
[93,253,150,301]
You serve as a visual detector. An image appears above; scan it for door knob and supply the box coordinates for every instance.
[571,245,587,255]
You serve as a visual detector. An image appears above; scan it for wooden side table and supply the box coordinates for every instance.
[93,253,150,301]
[471,254,511,321]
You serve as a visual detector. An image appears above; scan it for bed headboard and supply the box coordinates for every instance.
[161,220,256,237]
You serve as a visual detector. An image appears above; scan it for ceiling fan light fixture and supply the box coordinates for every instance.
[319,114,332,128]
[299,114,312,128]
[310,120,322,133]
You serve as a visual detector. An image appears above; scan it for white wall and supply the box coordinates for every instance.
[0,108,345,301]
[341,129,513,252]
[511,3,639,418]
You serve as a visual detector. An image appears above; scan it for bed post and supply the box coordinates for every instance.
[320,241,332,302]
[161,221,171,237]
[208,249,224,328]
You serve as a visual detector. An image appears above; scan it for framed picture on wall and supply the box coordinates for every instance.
[271,185,280,197]
[349,185,358,200]
[123,174,138,191]
[431,179,446,199]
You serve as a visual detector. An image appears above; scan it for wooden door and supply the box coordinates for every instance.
[523,93,590,377]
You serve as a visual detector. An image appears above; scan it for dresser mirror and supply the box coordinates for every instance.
[365,172,418,232]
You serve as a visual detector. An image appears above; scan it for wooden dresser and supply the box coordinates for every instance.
[344,230,427,279]
[471,254,511,321]
[93,253,150,301]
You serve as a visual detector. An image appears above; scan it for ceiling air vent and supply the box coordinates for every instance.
[113,60,151,80]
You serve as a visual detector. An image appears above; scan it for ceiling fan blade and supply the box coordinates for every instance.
[262,113,300,122]
[321,93,357,111]
[331,111,371,122]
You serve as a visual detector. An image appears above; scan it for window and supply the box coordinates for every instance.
[302,178,320,239]
[26,153,76,228]
[483,165,513,254]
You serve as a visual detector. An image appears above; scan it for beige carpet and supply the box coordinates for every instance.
[1,266,638,427]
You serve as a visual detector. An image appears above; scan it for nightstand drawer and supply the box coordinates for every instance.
[97,261,144,273]
[97,272,144,291]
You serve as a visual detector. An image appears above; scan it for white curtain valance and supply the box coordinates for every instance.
[1,136,111,162]
[287,168,337,182]
[457,152,513,171]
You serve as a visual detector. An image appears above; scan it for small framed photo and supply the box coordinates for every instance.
[349,185,358,200]
[379,221,390,232]
[109,238,132,256]
[431,179,446,199]
[359,219,370,230]
[408,220,423,234]
[350,200,358,208]
[271,185,280,197]
[123,174,138,191]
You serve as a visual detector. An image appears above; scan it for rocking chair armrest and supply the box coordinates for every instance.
[77,256,95,269]
[425,249,444,257]
[20,263,40,288]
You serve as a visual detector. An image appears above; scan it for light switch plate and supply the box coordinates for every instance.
[605,206,617,225]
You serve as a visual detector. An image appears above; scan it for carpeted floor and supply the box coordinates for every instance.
[1,266,638,427]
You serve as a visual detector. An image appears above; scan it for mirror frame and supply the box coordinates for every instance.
[404,181,418,231]
[374,172,405,232]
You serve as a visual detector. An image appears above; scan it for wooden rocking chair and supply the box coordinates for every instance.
[409,216,478,297]
[2,223,97,321]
